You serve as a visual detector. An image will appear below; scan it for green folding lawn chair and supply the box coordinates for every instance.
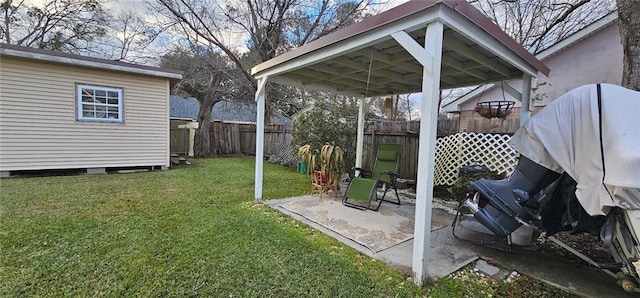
[342,143,402,211]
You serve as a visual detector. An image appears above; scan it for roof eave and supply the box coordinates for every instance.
[252,0,548,82]
[251,0,446,76]
[440,1,549,76]
[0,44,183,80]
[536,11,618,60]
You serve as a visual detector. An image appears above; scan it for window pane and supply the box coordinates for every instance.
[77,85,123,122]
[96,106,107,117]
[81,88,93,96]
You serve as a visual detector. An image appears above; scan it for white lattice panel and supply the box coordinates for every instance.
[267,136,297,166]
[434,132,518,186]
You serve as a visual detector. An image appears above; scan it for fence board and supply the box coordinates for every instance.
[361,121,517,183]
[362,132,419,180]
[169,119,193,156]
[210,122,241,155]
[172,118,517,185]
[238,124,292,156]
[461,111,520,134]
[170,128,189,155]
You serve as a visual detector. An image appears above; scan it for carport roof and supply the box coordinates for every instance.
[251,0,549,97]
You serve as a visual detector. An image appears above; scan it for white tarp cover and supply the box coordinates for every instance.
[511,84,640,216]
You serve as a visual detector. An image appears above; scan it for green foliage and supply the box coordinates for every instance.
[293,100,359,170]
[448,171,501,201]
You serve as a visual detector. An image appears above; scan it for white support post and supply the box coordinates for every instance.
[188,126,196,157]
[520,74,532,127]
[355,96,366,169]
[392,31,434,73]
[178,122,199,157]
[254,77,268,202]
[411,21,443,286]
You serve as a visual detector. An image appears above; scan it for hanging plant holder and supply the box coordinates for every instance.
[474,101,515,119]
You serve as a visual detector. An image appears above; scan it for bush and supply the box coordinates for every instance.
[293,101,358,170]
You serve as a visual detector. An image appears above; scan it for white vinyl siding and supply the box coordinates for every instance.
[77,84,124,122]
[0,57,170,171]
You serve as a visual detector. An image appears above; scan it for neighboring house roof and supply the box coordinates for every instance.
[535,12,618,60]
[170,96,292,125]
[0,43,182,80]
[441,11,618,113]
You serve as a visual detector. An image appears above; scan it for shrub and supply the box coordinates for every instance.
[293,101,358,170]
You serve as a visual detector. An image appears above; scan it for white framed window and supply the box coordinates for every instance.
[76,84,123,123]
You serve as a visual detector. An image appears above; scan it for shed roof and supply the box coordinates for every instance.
[251,0,549,97]
[0,43,182,80]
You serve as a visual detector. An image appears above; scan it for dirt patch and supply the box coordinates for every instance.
[536,231,614,265]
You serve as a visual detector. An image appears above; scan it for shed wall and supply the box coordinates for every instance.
[0,57,170,171]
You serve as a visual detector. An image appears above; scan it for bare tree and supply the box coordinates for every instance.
[161,47,249,156]
[0,0,109,54]
[616,0,640,90]
[0,0,163,63]
[105,11,166,63]
[400,95,414,121]
[152,0,372,90]
[470,0,616,53]
[150,0,372,156]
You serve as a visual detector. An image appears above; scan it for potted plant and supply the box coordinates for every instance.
[298,143,345,194]
[319,143,345,189]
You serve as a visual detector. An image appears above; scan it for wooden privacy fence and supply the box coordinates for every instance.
[170,119,519,184]
[170,128,189,155]
[210,122,241,155]
[465,117,520,134]
[209,122,291,156]
[170,119,192,156]
[367,119,458,136]
[169,120,290,157]
[360,119,459,180]
[361,120,517,184]
[239,124,292,156]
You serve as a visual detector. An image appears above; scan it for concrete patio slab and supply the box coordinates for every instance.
[266,196,478,278]
[267,195,635,297]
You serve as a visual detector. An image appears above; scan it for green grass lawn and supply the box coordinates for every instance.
[0,158,572,297]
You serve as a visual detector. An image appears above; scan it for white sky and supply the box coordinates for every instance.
[107,0,410,15]
[108,0,147,12]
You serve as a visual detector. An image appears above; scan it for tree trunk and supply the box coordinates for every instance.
[617,0,640,90]
[194,98,220,157]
